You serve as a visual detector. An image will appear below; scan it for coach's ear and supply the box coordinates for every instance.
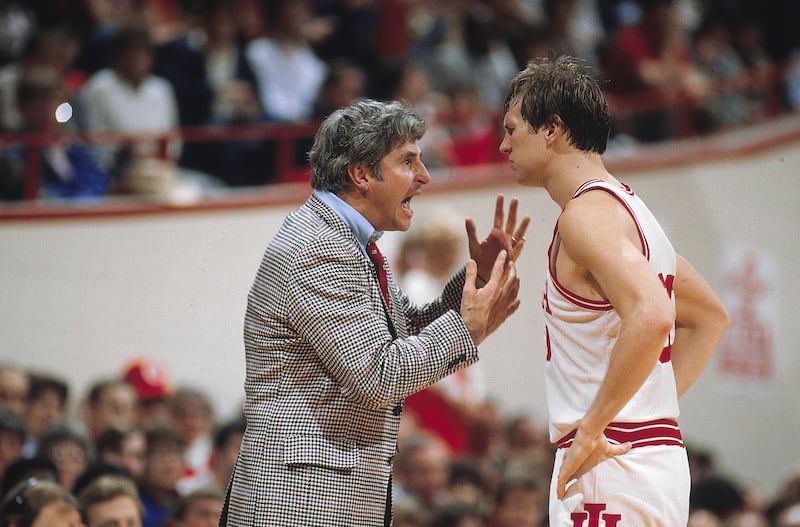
[348,163,372,193]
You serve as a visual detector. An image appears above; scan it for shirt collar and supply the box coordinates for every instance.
[314,190,382,255]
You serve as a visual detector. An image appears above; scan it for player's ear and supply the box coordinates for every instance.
[545,115,564,144]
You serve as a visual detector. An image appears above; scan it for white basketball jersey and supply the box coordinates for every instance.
[543,179,679,444]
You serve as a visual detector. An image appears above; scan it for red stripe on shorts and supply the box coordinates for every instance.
[556,418,684,449]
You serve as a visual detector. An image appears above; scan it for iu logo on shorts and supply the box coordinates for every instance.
[570,503,622,526]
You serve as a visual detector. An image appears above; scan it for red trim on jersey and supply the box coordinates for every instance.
[549,269,614,311]
[544,180,653,312]
[556,418,684,449]
[574,180,650,261]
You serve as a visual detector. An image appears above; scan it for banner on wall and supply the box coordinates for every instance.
[716,247,777,392]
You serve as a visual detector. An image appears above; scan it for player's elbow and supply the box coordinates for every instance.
[711,302,731,340]
[647,303,676,342]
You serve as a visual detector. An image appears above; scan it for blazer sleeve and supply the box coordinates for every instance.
[285,236,478,411]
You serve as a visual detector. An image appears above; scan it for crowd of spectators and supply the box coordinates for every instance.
[0,0,798,202]
[2,356,800,526]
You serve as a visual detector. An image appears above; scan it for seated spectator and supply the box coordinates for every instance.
[0,477,83,527]
[691,14,750,132]
[77,474,144,527]
[0,478,83,527]
[22,371,69,458]
[153,0,265,187]
[690,474,747,524]
[312,59,367,120]
[395,211,492,457]
[0,364,30,418]
[82,378,139,442]
[0,28,81,133]
[178,418,244,495]
[121,357,173,428]
[164,486,224,527]
[1,457,58,499]
[94,425,147,483]
[0,408,26,487]
[78,23,219,199]
[138,424,186,527]
[394,435,452,515]
[601,0,709,142]
[446,458,490,511]
[487,475,546,527]
[0,1,36,68]
[443,79,503,167]
[168,388,214,483]
[427,501,486,527]
[36,419,93,493]
[8,69,109,200]
[245,0,327,122]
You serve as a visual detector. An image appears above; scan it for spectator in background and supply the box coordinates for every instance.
[164,486,224,527]
[0,28,83,133]
[729,13,773,121]
[94,425,147,482]
[9,69,109,200]
[178,418,244,495]
[394,435,453,516]
[539,0,602,70]
[122,357,173,428]
[77,23,178,184]
[497,414,552,483]
[385,59,453,169]
[0,407,25,485]
[443,79,503,167]
[395,211,488,457]
[153,0,264,187]
[245,0,327,122]
[1,456,58,498]
[36,419,92,493]
[312,59,367,120]
[0,1,37,67]
[82,378,138,442]
[487,475,546,527]
[77,474,144,527]
[0,364,29,418]
[138,424,186,527]
[601,0,708,142]
[168,388,214,484]
[22,371,69,458]
[78,22,220,199]
[691,14,751,132]
[0,477,83,527]
[770,500,800,527]
[427,501,486,527]
[446,458,490,512]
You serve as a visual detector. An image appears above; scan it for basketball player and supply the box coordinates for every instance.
[500,56,730,525]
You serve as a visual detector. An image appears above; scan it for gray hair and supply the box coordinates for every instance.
[309,99,426,193]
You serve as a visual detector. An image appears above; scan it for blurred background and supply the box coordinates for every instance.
[1,1,799,526]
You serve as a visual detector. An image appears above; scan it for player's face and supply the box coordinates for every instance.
[499,99,549,188]
[366,140,430,232]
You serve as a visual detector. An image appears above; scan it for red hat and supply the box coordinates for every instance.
[122,357,172,401]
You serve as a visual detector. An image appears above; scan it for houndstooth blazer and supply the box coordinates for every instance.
[222,194,479,526]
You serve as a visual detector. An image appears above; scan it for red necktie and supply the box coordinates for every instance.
[366,241,391,311]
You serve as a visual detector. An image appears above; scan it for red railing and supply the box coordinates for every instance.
[1,61,794,203]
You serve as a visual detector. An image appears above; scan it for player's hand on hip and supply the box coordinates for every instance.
[466,194,531,283]
[556,430,632,500]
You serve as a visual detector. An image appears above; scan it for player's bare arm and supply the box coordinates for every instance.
[671,254,730,398]
[553,190,674,498]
